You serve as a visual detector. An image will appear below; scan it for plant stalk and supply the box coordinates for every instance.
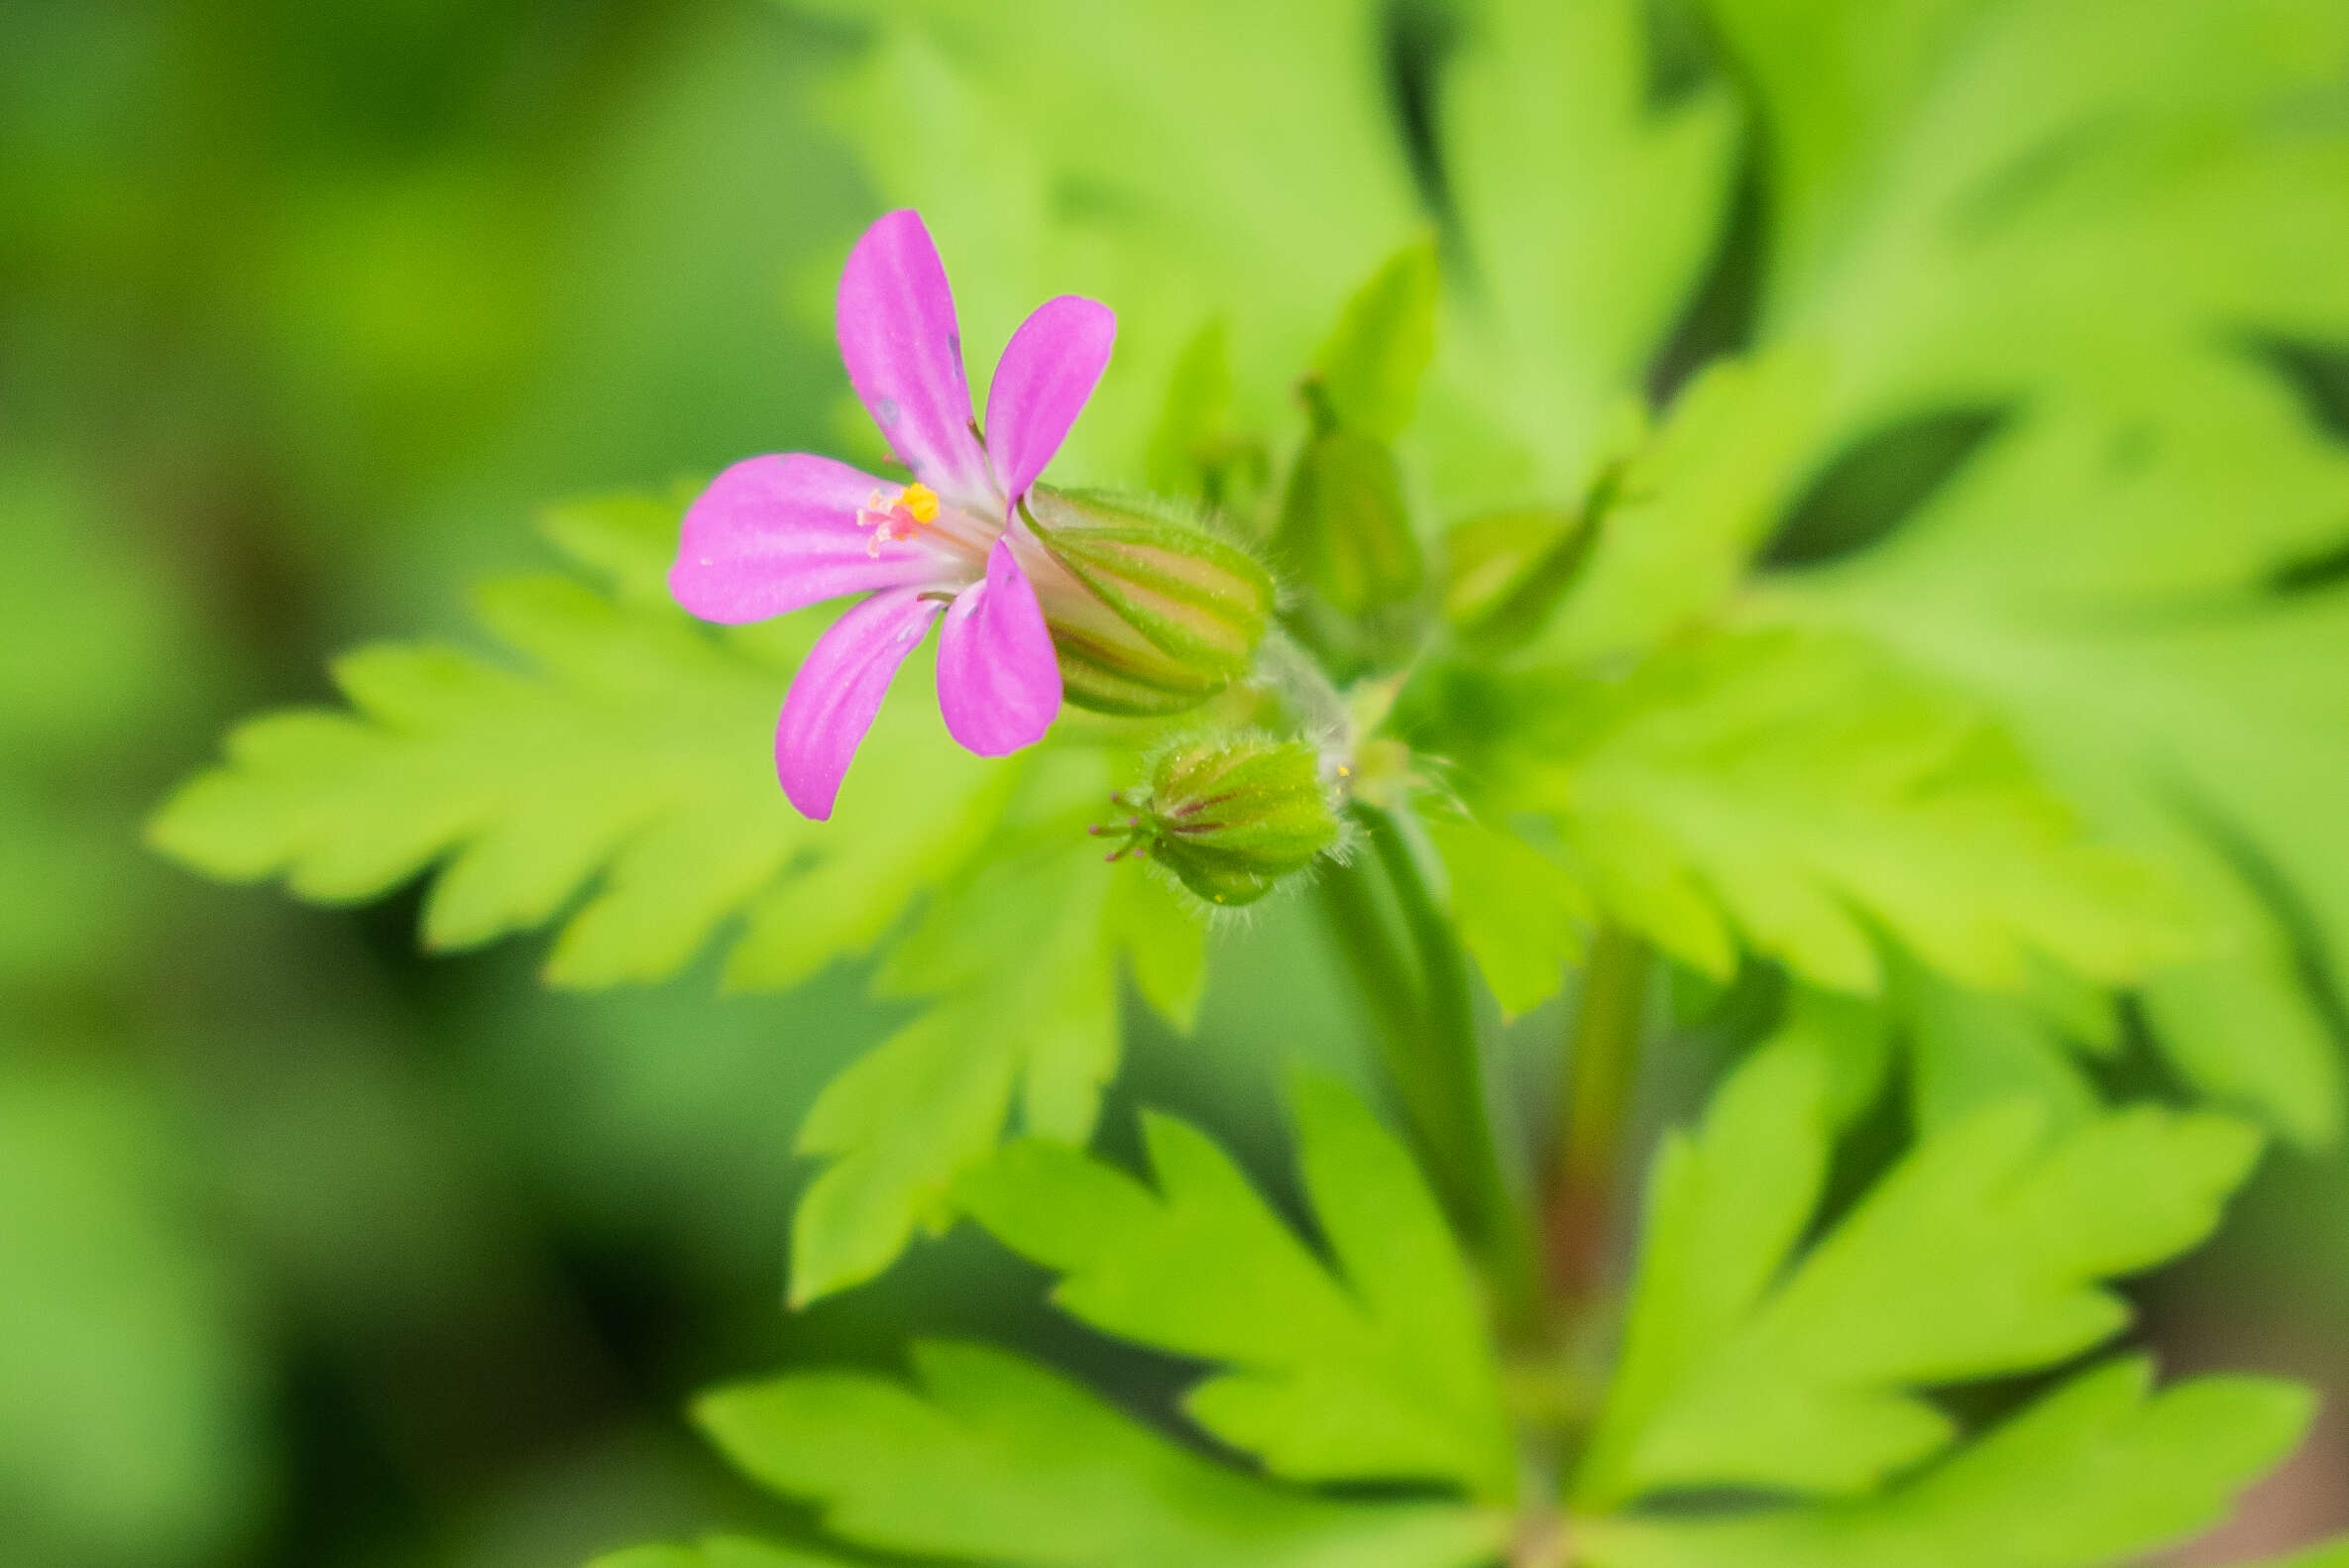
[1319,804,1543,1333]
[1547,925,1651,1308]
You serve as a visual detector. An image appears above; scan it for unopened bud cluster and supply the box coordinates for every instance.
[1094,735,1341,906]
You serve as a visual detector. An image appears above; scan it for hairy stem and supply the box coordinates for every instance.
[1547,926,1652,1307]
[1320,804,1543,1333]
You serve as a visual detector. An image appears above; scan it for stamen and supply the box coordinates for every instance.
[854,483,944,558]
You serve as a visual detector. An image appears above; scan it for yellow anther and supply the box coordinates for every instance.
[899,482,941,523]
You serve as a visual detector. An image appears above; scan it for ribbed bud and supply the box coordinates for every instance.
[1018,489,1276,717]
[1095,736,1341,906]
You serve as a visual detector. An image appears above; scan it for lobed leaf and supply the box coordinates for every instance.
[149,496,1008,992]
[1583,1357,2310,1568]
[1708,0,2349,1141]
[1424,0,1741,511]
[1426,817,1592,1017]
[695,1340,1507,1568]
[150,497,1209,1304]
[1443,624,2192,997]
[790,757,1205,1303]
[1578,1026,2262,1506]
[961,1073,1515,1501]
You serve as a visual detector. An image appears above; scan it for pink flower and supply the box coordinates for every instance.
[669,210,1115,819]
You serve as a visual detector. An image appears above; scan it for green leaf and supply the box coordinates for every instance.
[1582,1357,2310,1568]
[149,493,1009,992]
[1575,1020,1847,1509]
[1149,318,1249,504]
[961,1073,1515,1502]
[1760,374,2349,1144]
[809,3,1422,489]
[588,1538,849,1568]
[1892,955,2100,1137]
[790,759,1202,1303]
[153,492,1215,1306]
[1700,0,1993,299]
[1577,1032,2262,1505]
[1426,818,1592,1016]
[1425,0,1740,510]
[1312,240,1439,443]
[1533,345,1831,665]
[1708,0,2349,1144]
[1451,625,2192,996]
[694,1341,1507,1568]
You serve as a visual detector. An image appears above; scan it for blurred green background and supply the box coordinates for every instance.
[3,1,2345,1565]
[0,5,1390,1563]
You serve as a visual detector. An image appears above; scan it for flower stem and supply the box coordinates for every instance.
[1547,926,1651,1308]
[1319,804,1543,1334]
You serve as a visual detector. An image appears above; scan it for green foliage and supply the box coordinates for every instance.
[1432,625,2189,996]
[150,494,1007,990]
[791,767,1204,1301]
[1531,345,1828,665]
[807,0,1420,487]
[1577,1025,2263,1507]
[151,495,1208,1304]
[0,1064,265,1568]
[1279,243,1443,668]
[962,1073,1514,1501]
[589,1540,848,1568]
[1582,1357,2309,1568]
[694,1341,1506,1568]
[1149,319,1244,501]
[1425,0,1740,510]
[1310,240,1439,444]
[126,3,2349,1562]
[1426,818,1592,1016]
[1710,0,2349,1142]
[1893,955,2106,1136]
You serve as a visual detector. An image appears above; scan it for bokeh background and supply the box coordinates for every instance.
[3,2,2345,1565]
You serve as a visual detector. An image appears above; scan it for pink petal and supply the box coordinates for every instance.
[775,588,943,820]
[670,454,940,624]
[984,294,1116,507]
[836,210,992,504]
[936,538,1063,756]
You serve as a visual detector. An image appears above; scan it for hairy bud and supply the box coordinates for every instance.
[1017,489,1276,716]
[1095,735,1341,906]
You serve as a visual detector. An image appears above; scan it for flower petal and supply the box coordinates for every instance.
[836,210,992,504]
[670,454,939,624]
[775,588,943,820]
[984,294,1116,507]
[937,538,1063,756]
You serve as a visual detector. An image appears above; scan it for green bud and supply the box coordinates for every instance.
[1441,505,1597,650]
[1277,425,1424,616]
[1440,453,1625,651]
[1095,736,1341,906]
[1019,488,1277,717]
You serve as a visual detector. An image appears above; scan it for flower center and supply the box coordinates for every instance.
[856,482,942,555]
